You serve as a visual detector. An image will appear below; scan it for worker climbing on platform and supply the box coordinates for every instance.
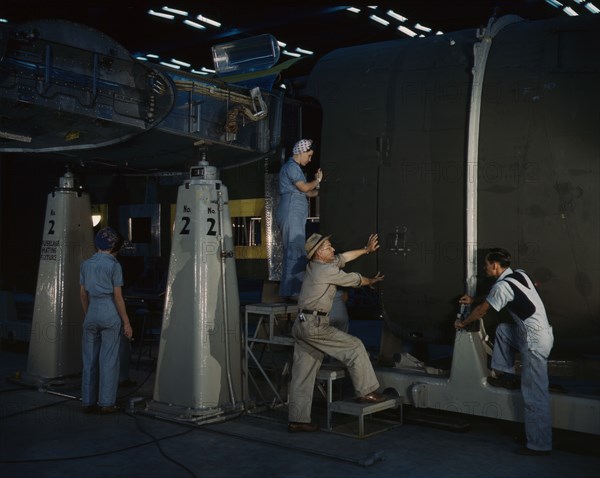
[287,232,386,432]
[455,247,554,455]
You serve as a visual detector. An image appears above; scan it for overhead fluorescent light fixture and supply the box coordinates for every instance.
[386,10,407,22]
[0,18,8,24]
[162,6,188,16]
[135,56,148,61]
[159,62,181,69]
[196,15,221,27]
[544,0,563,8]
[346,7,360,14]
[295,47,314,55]
[369,15,390,26]
[398,25,417,37]
[191,69,209,75]
[171,59,191,67]
[148,10,175,20]
[201,67,216,73]
[283,50,301,58]
[277,41,287,48]
[571,0,584,4]
[563,6,578,15]
[586,2,600,13]
[184,19,206,30]
[146,53,160,59]
[436,31,444,35]
[414,23,431,33]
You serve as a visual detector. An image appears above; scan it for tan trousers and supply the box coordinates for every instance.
[288,315,379,423]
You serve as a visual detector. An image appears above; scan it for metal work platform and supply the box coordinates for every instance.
[317,363,403,438]
[244,303,297,407]
[244,302,297,346]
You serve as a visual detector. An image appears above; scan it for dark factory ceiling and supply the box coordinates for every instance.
[1,1,587,82]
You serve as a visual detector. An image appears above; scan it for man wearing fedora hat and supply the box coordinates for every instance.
[287,232,385,432]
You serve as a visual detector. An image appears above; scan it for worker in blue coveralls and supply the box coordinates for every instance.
[275,139,323,300]
[80,227,133,414]
[455,248,554,456]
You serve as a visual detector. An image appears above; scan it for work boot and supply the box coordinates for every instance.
[357,391,387,403]
[487,375,520,390]
[288,422,319,433]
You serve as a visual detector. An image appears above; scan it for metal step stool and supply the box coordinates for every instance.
[316,363,347,430]
[317,362,403,438]
[329,397,403,438]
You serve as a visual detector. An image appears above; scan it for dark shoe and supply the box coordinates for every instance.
[82,405,98,414]
[98,405,122,415]
[118,379,138,388]
[357,392,387,404]
[487,375,520,390]
[515,446,551,456]
[288,422,319,433]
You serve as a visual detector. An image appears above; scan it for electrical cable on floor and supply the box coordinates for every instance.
[1,373,385,469]
[135,404,385,468]
[0,381,199,476]
[2,350,385,469]
[0,363,200,476]
[0,396,72,420]
[116,365,156,401]
[129,411,198,478]
[0,425,196,464]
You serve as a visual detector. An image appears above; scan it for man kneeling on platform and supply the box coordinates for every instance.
[288,232,386,433]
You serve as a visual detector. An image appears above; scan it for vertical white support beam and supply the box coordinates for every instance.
[465,15,523,296]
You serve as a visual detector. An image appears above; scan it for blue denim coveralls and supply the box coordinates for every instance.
[487,268,554,451]
[80,253,124,407]
[276,158,309,298]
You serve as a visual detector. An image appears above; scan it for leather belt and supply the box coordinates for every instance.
[300,308,327,317]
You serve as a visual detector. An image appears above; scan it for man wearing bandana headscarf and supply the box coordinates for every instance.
[79,227,133,414]
[275,139,323,300]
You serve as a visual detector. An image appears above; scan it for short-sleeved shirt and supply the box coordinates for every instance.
[486,268,516,313]
[80,252,123,298]
[486,267,550,331]
[298,254,362,313]
[279,158,306,197]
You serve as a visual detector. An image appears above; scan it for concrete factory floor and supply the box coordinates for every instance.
[1,339,599,478]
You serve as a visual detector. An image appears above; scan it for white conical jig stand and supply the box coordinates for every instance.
[22,170,95,387]
[146,159,244,423]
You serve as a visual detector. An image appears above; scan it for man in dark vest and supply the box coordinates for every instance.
[455,247,554,456]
